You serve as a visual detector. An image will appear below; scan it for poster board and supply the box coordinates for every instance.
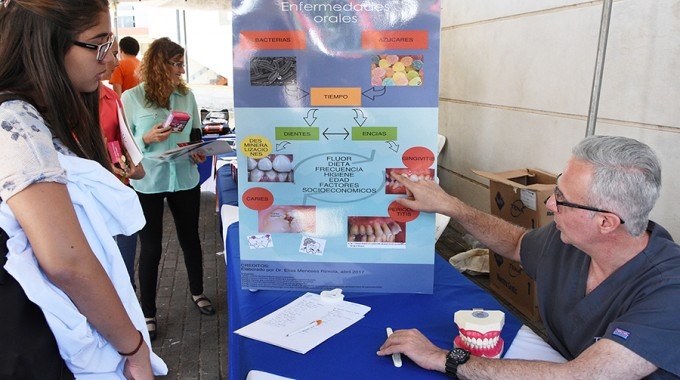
[232,1,441,293]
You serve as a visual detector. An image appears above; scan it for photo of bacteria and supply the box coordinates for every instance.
[250,56,297,86]
[385,168,435,194]
[347,216,406,243]
[247,154,294,182]
[371,54,424,86]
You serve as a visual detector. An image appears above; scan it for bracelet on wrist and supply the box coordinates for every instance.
[118,330,144,357]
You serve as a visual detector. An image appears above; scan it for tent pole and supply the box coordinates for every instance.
[111,0,119,39]
[585,0,613,137]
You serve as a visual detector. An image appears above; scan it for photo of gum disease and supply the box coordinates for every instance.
[248,154,294,183]
[347,216,406,243]
[385,168,435,194]
[371,54,424,86]
[250,56,297,86]
[258,205,316,234]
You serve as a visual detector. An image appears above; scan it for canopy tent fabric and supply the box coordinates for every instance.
[112,0,230,10]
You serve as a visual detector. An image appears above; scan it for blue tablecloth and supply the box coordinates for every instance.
[216,152,238,208]
[197,156,213,184]
[197,135,225,184]
[226,222,522,379]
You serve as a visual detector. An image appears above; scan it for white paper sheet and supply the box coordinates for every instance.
[234,290,370,354]
[117,106,143,165]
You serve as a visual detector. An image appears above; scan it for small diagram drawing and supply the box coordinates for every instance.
[247,234,274,249]
[299,236,326,256]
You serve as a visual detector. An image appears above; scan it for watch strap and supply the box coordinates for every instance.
[445,348,470,379]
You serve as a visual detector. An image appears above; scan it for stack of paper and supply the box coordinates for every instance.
[235,290,370,354]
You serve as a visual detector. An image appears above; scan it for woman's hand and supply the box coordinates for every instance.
[126,161,145,180]
[122,341,154,380]
[143,122,172,145]
[190,152,206,164]
[112,153,145,181]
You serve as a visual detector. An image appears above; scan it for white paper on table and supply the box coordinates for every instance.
[246,370,295,380]
[152,139,233,161]
[234,290,370,354]
[117,106,143,165]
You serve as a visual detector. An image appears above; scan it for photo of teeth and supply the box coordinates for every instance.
[385,168,435,194]
[453,309,505,359]
[258,205,316,234]
[347,216,405,243]
[247,154,294,183]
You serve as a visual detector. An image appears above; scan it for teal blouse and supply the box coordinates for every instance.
[121,83,203,194]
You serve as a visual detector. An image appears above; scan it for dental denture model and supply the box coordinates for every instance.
[453,309,505,358]
[247,154,294,182]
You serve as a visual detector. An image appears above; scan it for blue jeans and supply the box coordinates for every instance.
[115,232,138,289]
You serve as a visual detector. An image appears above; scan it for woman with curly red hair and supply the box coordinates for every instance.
[121,37,215,342]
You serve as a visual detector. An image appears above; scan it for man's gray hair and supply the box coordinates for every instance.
[572,135,661,236]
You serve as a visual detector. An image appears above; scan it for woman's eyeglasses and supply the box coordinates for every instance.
[72,33,114,63]
[167,61,185,68]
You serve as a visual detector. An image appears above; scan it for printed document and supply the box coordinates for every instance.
[234,291,370,354]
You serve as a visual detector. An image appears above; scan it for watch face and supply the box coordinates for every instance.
[447,348,470,363]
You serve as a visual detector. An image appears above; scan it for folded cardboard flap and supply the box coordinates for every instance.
[472,168,556,192]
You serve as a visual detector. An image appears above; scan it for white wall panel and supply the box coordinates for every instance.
[438,0,680,237]
[441,6,602,115]
[598,0,680,127]
[442,0,590,27]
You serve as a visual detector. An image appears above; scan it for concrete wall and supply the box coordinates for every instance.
[439,0,680,237]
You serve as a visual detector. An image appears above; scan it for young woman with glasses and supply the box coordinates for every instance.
[0,0,165,378]
[121,37,216,342]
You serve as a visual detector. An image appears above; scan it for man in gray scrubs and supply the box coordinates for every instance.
[378,135,680,379]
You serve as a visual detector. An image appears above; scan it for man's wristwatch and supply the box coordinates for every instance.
[445,348,470,379]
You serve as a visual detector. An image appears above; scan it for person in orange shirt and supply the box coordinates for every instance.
[110,36,140,96]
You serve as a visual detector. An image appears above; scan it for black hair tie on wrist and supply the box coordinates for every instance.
[118,330,144,356]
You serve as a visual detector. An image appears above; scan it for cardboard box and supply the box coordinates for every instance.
[472,168,557,230]
[488,252,540,320]
[472,168,557,321]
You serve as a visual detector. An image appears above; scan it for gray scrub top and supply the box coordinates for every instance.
[521,221,680,379]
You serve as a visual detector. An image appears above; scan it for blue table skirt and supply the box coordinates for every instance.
[226,222,522,379]
[216,153,238,208]
[197,135,225,184]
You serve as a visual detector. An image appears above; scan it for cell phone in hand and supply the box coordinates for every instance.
[163,111,191,133]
